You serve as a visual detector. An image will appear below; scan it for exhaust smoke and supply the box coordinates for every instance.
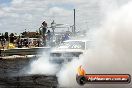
[28,52,58,75]
[57,1,132,88]
[27,1,132,88]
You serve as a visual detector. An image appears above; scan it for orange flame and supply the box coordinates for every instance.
[77,65,86,76]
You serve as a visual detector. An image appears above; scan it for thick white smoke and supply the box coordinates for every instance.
[28,52,58,75]
[26,1,132,88]
[57,1,132,88]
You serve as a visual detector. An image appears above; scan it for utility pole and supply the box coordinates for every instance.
[73,9,76,35]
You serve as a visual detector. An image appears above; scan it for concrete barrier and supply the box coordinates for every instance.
[1,47,51,56]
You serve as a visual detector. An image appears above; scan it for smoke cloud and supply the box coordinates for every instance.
[26,1,132,88]
[28,52,59,75]
[57,1,132,88]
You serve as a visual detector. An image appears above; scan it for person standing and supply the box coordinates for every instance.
[41,21,47,35]
[47,30,51,41]
[1,38,4,49]
[41,21,47,46]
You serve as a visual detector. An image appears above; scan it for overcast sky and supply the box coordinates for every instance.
[0,0,130,34]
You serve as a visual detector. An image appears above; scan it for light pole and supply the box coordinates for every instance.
[73,9,76,35]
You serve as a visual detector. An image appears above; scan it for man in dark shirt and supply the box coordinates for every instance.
[42,21,47,35]
[41,21,47,46]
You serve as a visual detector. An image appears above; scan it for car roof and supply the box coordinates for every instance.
[63,40,90,42]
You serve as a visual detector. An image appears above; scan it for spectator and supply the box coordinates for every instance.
[41,21,48,46]
[1,39,4,49]
[41,21,47,35]
[47,30,51,41]
[37,38,40,47]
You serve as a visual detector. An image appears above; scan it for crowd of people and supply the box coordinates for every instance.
[0,20,71,49]
[0,38,6,49]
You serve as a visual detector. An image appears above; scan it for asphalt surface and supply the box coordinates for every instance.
[0,59,58,88]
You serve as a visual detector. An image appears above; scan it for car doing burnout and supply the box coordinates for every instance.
[50,40,90,64]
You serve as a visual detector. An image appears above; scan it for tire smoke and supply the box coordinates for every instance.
[28,52,59,75]
[27,1,132,88]
[57,1,132,88]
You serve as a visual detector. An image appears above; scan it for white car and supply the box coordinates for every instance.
[50,40,90,63]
